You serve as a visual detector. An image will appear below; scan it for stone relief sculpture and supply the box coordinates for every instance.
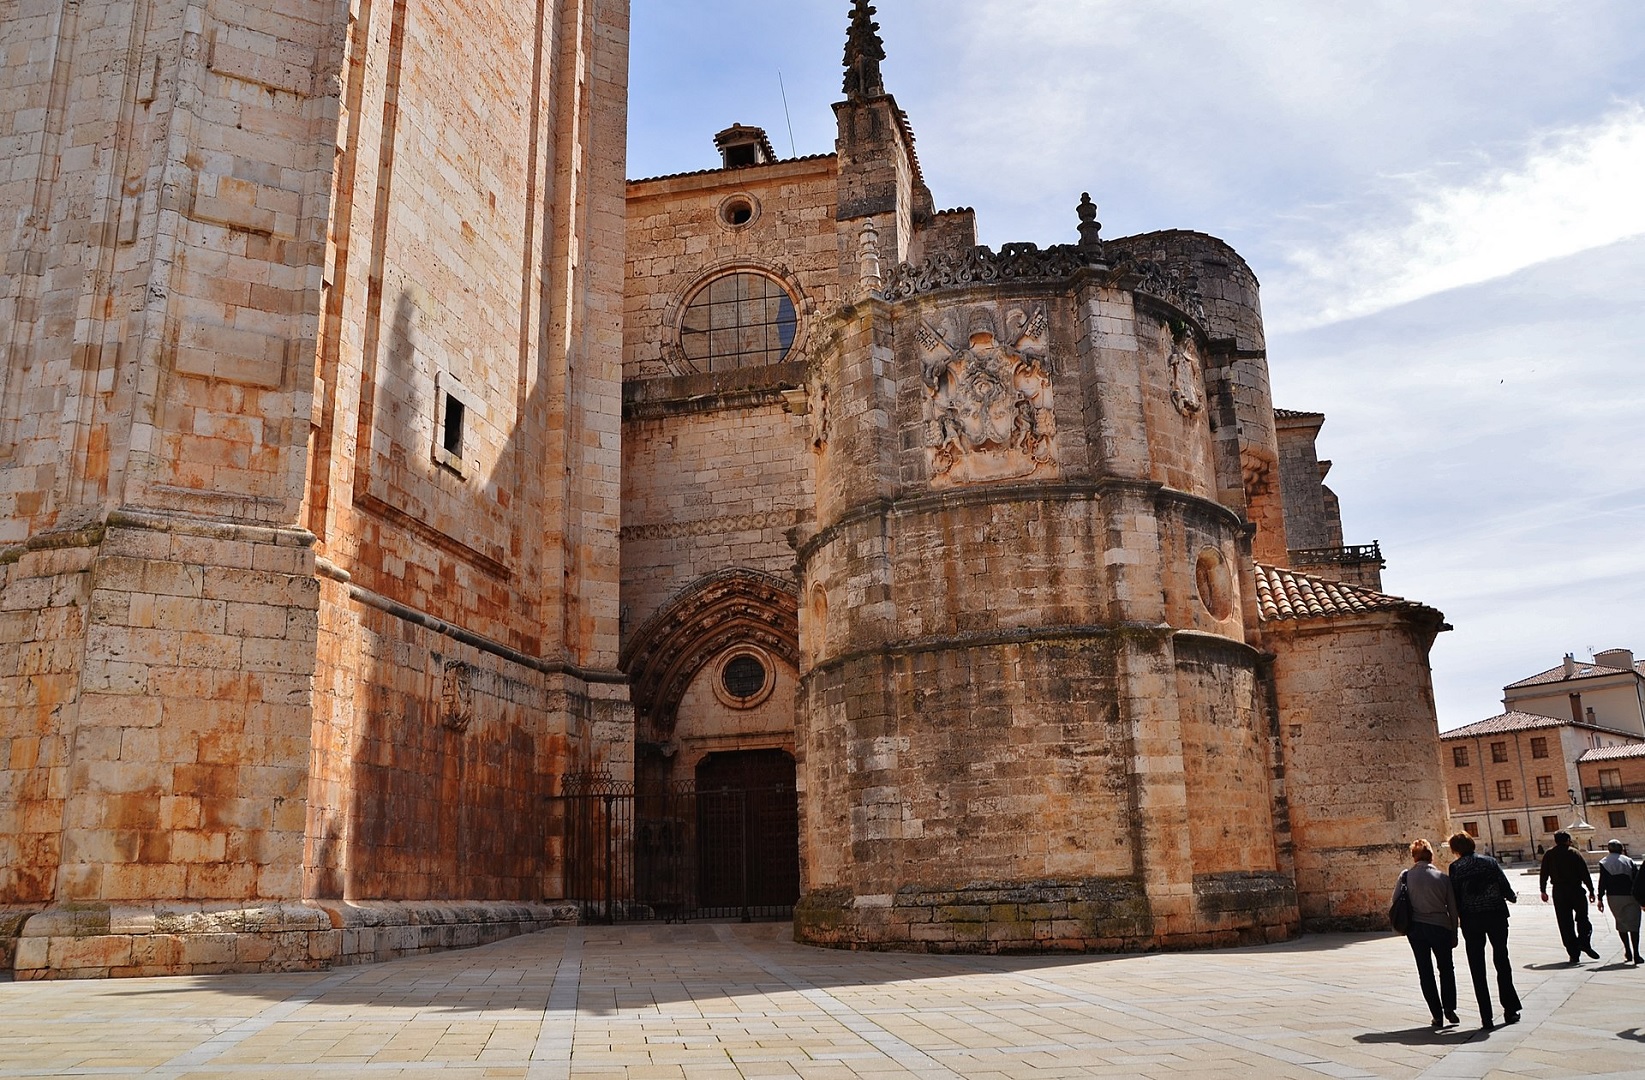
[1168,325,1204,417]
[441,660,474,733]
[919,304,1058,486]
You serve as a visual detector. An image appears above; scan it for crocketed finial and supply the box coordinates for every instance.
[843,0,886,99]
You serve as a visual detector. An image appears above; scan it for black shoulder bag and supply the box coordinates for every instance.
[1390,869,1413,933]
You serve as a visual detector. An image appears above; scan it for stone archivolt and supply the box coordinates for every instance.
[620,569,800,741]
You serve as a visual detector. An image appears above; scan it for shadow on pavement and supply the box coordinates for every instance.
[71,925,1480,1019]
[1354,1026,1482,1047]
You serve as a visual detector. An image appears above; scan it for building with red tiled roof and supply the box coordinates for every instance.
[1441,650,1645,860]
[1577,743,1645,854]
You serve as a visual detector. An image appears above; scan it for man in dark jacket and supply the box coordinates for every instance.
[1449,831,1521,1029]
[1539,830,1599,963]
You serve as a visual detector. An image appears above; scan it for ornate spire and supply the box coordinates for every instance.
[843,0,886,99]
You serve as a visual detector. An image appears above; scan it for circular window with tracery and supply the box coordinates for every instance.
[712,647,776,709]
[679,272,798,372]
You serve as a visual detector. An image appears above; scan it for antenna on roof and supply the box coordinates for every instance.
[778,71,797,158]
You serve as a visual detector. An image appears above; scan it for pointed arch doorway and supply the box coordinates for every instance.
[559,569,803,921]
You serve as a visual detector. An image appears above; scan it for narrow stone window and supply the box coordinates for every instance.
[433,371,483,476]
[443,394,465,457]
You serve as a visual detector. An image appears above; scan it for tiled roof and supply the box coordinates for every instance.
[1273,407,1324,420]
[1440,711,1642,741]
[1580,743,1645,763]
[628,152,837,186]
[1253,563,1433,622]
[1506,661,1641,688]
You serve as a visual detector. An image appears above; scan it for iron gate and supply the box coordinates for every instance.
[557,772,799,923]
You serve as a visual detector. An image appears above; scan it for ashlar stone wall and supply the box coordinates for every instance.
[1,0,633,978]
[1267,611,1450,929]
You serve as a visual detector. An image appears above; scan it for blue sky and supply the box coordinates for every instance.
[629,1,1645,729]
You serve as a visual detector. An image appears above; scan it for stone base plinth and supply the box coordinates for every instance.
[794,877,1298,954]
[10,900,577,980]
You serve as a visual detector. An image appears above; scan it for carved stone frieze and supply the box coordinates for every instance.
[919,304,1058,487]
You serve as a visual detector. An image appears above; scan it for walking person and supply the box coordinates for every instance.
[1539,830,1599,963]
[1597,839,1641,964]
[1393,839,1460,1027]
[1448,831,1522,1029]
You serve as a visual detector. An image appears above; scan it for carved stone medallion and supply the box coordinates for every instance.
[919,304,1058,487]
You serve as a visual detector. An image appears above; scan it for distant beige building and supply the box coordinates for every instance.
[2,0,1454,977]
[1441,650,1645,857]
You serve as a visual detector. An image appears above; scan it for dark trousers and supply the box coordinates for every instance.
[1552,885,1593,958]
[1460,914,1521,1022]
[1406,921,1457,1019]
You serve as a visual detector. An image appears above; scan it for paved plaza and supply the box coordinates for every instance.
[3,900,1645,1080]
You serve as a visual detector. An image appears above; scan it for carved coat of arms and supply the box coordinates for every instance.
[919,305,1058,486]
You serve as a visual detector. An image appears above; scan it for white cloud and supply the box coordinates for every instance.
[1273,103,1645,330]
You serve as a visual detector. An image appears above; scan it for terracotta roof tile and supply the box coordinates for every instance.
[1253,563,1432,622]
[1273,407,1325,420]
[1505,661,1639,689]
[1440,711,1643,741]
[1580,743,1645,763]
[628,152,836,186]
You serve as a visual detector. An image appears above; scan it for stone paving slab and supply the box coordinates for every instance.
[1,903,1642,1079]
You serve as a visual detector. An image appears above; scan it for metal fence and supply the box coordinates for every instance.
[557,773,799,924]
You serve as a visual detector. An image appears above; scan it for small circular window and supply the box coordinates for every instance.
[723,655,766,698]
[720,196,757,228]
[712,647,776,709]
[679,272,798,372]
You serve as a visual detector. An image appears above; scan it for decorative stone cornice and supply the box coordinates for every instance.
[878,244,1207,321]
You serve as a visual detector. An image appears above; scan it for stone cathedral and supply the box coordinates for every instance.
[0,1,1450,977]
